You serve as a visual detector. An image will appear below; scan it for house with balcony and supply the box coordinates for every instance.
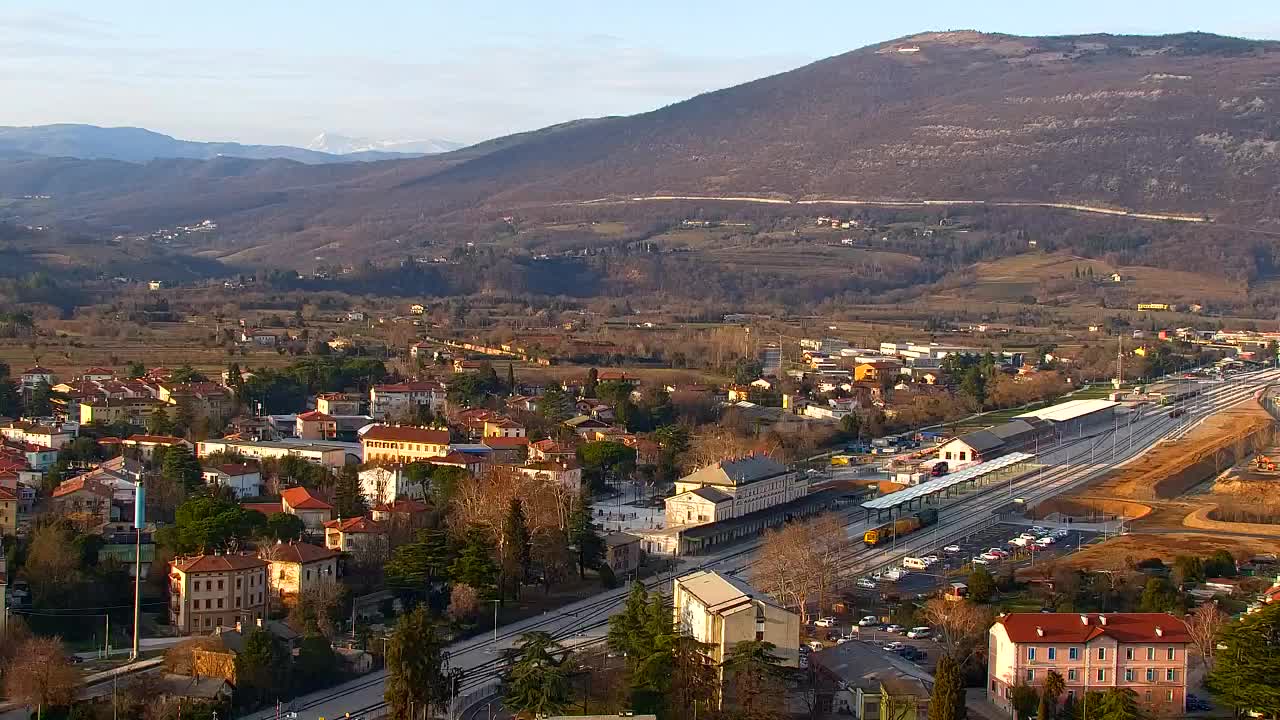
[169,553,268,634]
[987,613,1191,717]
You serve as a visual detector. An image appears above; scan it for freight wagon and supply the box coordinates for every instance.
[862,508,939,547]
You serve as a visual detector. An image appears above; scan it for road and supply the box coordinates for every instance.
[247,369,1276,720]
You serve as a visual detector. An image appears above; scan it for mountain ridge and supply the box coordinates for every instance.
[0,124,454,165]
[3,31,1280,275]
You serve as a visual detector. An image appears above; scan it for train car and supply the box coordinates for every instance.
[863,508,939,547]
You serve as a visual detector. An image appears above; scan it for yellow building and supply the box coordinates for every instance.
[0,486,16,537]
[855,361,902,382]
[80,398,167,426]
[360,425,451,463]
[259,542,340,608]
[168,554,268,635]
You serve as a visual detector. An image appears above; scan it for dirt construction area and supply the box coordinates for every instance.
[1035,396,1280,570]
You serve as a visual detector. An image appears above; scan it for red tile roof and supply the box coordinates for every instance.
[205,463,258,477]
[242,502,284,516]
[323,516,385,534]
[372,499,430,514]
[261,542,340,564]
[22,366,53,375]
[296,410,334,421]
[373,381,445,393]
[361,425,450,445]
[482,436,529,449]
[172,553,267,573]
[996,613,1191,644]
[51,475,114,499]
[429,452,478,466]
[84,367,114,375]
[125,434,187,445]
[0,486,16,501]
[281,486,333,511]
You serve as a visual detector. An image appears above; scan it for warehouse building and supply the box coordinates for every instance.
[1016,398,1120,437]
[937,418,1055,465]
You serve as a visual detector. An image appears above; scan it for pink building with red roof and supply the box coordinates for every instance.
[988,613,1191,716]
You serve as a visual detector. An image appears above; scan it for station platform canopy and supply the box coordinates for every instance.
[860,451,1035,510]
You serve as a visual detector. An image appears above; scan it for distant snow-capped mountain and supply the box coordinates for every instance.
[307,132,464,156]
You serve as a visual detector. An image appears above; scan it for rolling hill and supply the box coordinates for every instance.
[3,31,1280,283]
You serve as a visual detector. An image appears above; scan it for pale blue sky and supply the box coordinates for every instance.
[2,1,1275,147]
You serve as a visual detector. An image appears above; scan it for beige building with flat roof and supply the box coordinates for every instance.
[673,569,800,707]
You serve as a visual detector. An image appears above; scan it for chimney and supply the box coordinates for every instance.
[1155,626,1164,637]
[1080,614,1089,625]
[1036,626,1044,637]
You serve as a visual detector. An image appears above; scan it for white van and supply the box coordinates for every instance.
[903,557,929,570]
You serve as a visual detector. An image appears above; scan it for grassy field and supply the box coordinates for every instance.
[965,252,1245,304]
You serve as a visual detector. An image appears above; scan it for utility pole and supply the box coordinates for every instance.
[130,482,144,661]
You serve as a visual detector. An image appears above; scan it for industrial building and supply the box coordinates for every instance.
[937,418,1054,465]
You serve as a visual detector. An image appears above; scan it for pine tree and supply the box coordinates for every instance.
[162,443,202,494]
[334,464,367,518]
[385,607,453,719]
[450,527,499,597]
[932,655,967,720]
[1207,602,1280,718]
[567,488,604,578]
[502,499,532,597]
[507,363,516,394]
[606,583,650,662]
[502,632,572,717]
[584,367,599,398]
[539,385,573,421]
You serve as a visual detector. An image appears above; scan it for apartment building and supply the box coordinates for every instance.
[988,613,1190,717]
[369,381,447,420]
[673,570,800,703]
[315,393,363,416]
[360,425,450,464]
[169,554,268,634]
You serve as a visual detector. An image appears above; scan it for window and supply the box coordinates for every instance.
[217,598,224,609]
[204,617,211,628]
[1098,647,1107,660]
[1125,647,1134,660]
[1028,647,1036,661]
[991,680,998,692]
[1125,669,1135,682]
[1069,647,1079,660]
[1146,668,1155,682]
[236,578,242,590]
[1048,647,1057,661]
[1146,647,1155,660]
[1145,691,1152,702]
[306,570,312,582]
[1067,691,1075,700]
[1026,669,1035,682]
[1167,691,1174,702]
[1067,669,1077,682]
[217,580,224,591]
[235,597,241,608]
[1167,647,1175,661]
[1166,669,1176,682]
[1097,669,1106,682]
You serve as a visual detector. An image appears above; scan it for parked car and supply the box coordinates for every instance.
[1009,537,1031,547]
[857,578,878,590]
[1053,529,1070,538]
[980,552,1001,562]
[886,567,908,581]
[972,556,990,565]
[836,633,856,644]
[884,641,905,651]
[943,544,962,553]
[906,627,932,639]
[815,617,838,628]
[1037,536,1056,546]
[859,615,879,627]
[988,548,1010,558]
[923,555,940,564]
[885,624,904,634]
[807,640,825,652]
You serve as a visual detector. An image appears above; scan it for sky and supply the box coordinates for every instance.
[2,1,1276,148]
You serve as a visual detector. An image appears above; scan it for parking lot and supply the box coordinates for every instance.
[847,522,1098,598]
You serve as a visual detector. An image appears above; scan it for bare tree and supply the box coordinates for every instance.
[809,514,851,616]
[1185,602,1227,672]
[922,597,993,662]
[448,584,480,622]
[3,636,79,715]
[754,522,818,624]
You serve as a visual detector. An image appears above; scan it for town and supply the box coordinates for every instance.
[0,304,1278,720]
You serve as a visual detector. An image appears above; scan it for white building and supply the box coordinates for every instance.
[667,455,807,524]
[369,381,447,420]
[201,464,263,499]
[359,465,425,506]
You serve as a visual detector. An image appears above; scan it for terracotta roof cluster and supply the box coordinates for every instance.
[995,613,1191,644]
[172,553,267,573]
[205,463,258,477]
[361,425,450,445]
[373,381,445,393]
[296,410,334,422]
[281,486,333,511]
[242,502,284,516]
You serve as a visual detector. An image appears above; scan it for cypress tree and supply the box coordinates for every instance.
[931,654,967,720]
